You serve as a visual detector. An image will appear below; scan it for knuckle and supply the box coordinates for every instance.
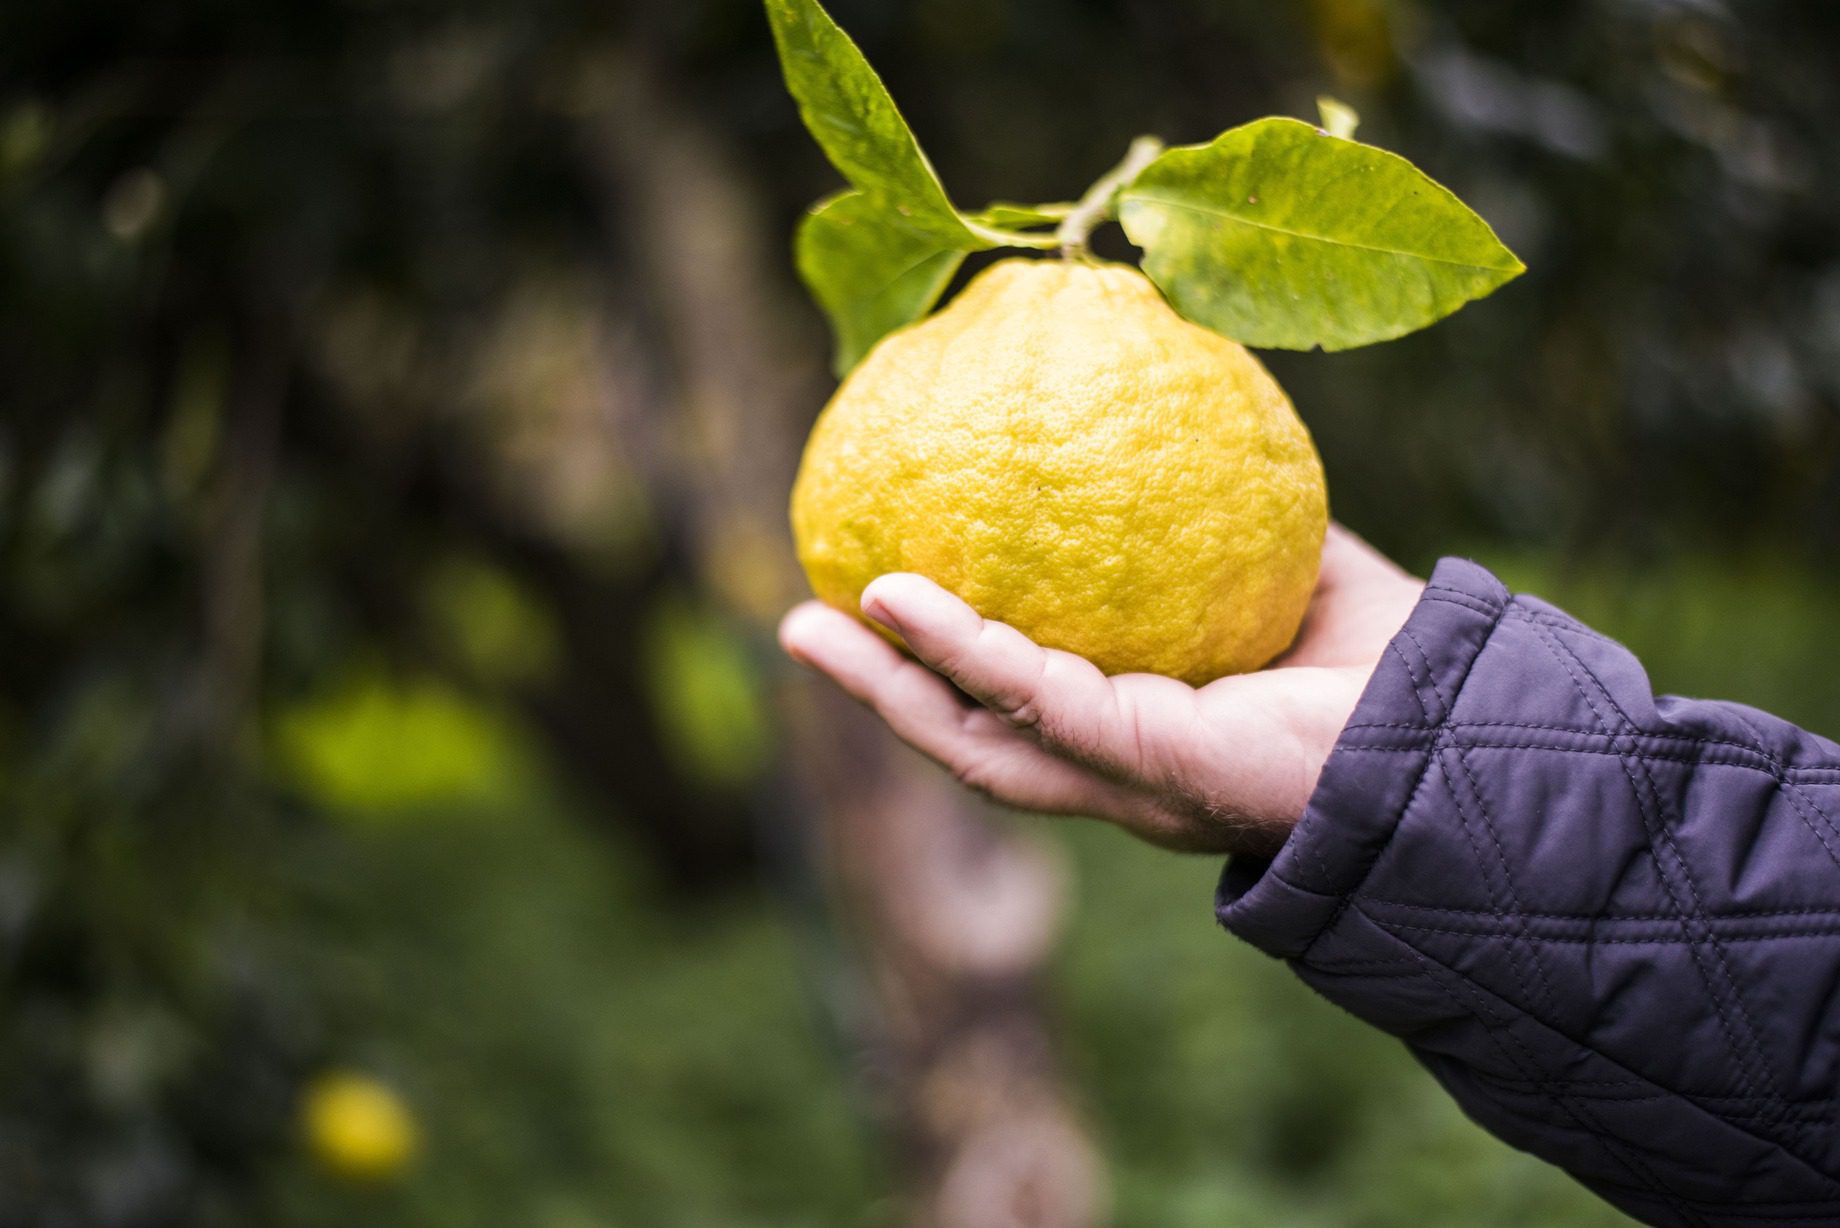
[948,754,1000,800]
[933,618,996,678]
[990,645,1054,733]
[992,690,1043,732]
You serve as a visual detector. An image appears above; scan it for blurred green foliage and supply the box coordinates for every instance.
[422,557,562,689]
[640,596,772,791]
[263,800,883,1228]
[274,668,534,815]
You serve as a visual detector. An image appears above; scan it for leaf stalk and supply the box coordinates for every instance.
[1056,136,1165,260]
[963,221,1062,250]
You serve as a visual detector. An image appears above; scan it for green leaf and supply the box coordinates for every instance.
[796,191,966,376]
[1118,117,1524,351]
[765,0,976,244]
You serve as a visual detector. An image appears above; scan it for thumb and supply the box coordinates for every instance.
[860,574,1193,783]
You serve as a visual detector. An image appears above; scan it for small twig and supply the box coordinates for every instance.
[1056,135,1165,260]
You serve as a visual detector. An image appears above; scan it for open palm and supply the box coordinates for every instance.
[779,525,1423,856]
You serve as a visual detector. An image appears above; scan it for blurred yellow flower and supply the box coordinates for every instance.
[302,1071,420,1184]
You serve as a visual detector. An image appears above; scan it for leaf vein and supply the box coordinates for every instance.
[1125,192,1520,274]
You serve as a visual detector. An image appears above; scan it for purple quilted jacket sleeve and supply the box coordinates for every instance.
[1218,558,1840,1228]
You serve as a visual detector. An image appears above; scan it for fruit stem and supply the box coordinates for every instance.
[1056,135,1165,260]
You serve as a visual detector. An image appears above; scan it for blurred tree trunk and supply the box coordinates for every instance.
[201,312,289,744]
[579,54,1104,1228]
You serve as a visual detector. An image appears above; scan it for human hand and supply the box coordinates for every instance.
[778,525,1423,856]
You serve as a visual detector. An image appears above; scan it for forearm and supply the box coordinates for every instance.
[1220,559,1840,1227]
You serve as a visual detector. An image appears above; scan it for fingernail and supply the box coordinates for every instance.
[861,601,893,632]
[860,587,902,632]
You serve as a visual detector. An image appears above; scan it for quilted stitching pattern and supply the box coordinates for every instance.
[1217,559,1840,1228]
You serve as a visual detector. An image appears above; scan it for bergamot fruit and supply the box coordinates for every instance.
[790,258,1327,685]
[302,1070,420,1183]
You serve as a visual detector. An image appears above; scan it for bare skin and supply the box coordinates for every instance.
[778,524,1423,857]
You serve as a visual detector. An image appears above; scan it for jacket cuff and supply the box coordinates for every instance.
[1216,557,1510,957]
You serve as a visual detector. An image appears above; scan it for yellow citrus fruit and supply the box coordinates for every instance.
[302,1071,420,1183]
[790,258,1328,684]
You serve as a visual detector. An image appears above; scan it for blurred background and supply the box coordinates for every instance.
[3,0,1838,1224]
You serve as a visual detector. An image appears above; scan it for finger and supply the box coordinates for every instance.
[1276,522,1424,669]
[1323,521,1416,587]
[857,575,1196,783]
[779,602,1147,817]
